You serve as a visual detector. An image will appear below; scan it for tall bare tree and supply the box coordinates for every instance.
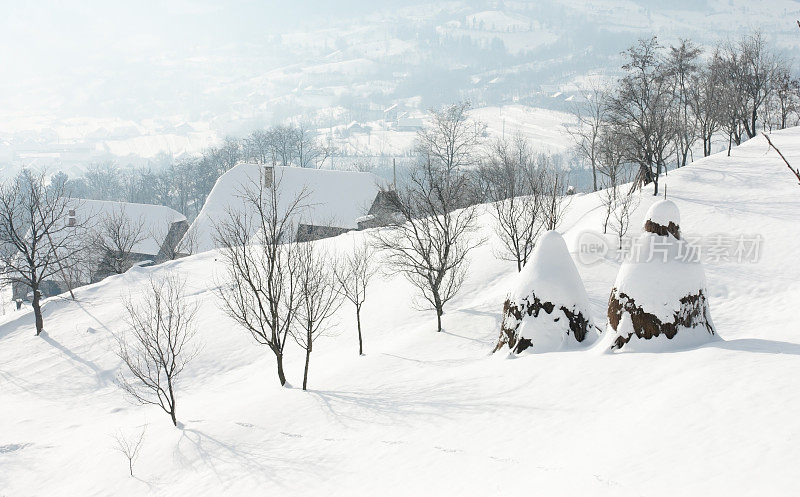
[688,58,726,157]
[607,37,676,196]
[372,102,484,332]
[540,158,570,231]
[596,129,627,233]
[482,135,544,271]
[214,168,308,386]
[0,170,88,335]
[117,274,199,427]
[334,239,377,355]
[611,190,639,250]
[295,125,334,169]
[726,31,777,140]
[666,39,701,167]
[292,242,342,390]
[767,65,800,131]
[566,85,607,191]
[243,129,273,165]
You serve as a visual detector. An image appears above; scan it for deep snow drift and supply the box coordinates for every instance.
[494,230,597,354]
[2,130,800,496]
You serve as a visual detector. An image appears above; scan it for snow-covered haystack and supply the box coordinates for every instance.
[606,200,716,352]
[494,231,598,354]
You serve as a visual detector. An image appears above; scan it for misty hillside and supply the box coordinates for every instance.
[2,0,798,171]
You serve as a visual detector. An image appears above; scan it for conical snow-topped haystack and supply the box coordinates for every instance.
[494,231,598,354]
[606,199,716,351]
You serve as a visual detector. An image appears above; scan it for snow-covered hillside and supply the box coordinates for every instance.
[2,129,800,496]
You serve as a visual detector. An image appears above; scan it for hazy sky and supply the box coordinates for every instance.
[2,0,798,129]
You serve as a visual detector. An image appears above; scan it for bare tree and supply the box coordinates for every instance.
[93,207,147,277]
[0,169,88,335]
[112,425,147,477]
[334,239,377,355]
[726,31,778,140]
[688,58,726,157]
[214,168,308,386]
[117,274,199,427]
[611,190,639,249]
[372,102,484,332]
[540,159,570,231]
[270,125,298,167]
[482,135,544,271]
[218,137,242,172]
[596,129,627,233]
[566,84,607,191]
[292,242,342,390]
[666,39,701,167]
[767,65,800,131]
[295,125,334,169]
[607,37,676,196]
[243,129,273,165]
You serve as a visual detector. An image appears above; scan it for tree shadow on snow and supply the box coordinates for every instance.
[176,427,319,484]
[307,382,554,428]
[40,331,114,386]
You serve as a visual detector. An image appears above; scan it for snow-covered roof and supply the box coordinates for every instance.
[183,164,385,253]
[70,199,186,256]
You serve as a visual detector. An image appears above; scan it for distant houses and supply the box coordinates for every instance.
[11,165,401,302]
[12,200,187,301]
[396,114,424,132]
[181,163,400,252]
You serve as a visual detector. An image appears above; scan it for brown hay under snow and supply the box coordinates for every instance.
[607,287,714,350]
[494,293,593,354]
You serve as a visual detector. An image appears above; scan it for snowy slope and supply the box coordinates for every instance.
[2,129,800,496]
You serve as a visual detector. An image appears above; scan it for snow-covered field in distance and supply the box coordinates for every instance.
[1,126,799,495]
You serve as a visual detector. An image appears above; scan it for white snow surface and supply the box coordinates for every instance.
[503,230,597,352]
[183,163,385,252]
[644,198,681,229]
[3,129,800,495]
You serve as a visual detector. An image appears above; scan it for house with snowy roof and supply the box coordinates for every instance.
[181,163,398,253]
[12,199,187,300]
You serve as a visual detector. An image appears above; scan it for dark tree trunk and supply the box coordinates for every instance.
[168,382,177,426]
[652,163,660,196]
[276,352,287,386]
[302,344,311,391]
[31,288,43,336]
[592,163,598,192]
[436,308,443,333]
[747,110,758,139]
[356,306,364,356]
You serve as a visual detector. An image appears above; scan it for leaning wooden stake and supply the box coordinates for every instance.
[762,133,800,186]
